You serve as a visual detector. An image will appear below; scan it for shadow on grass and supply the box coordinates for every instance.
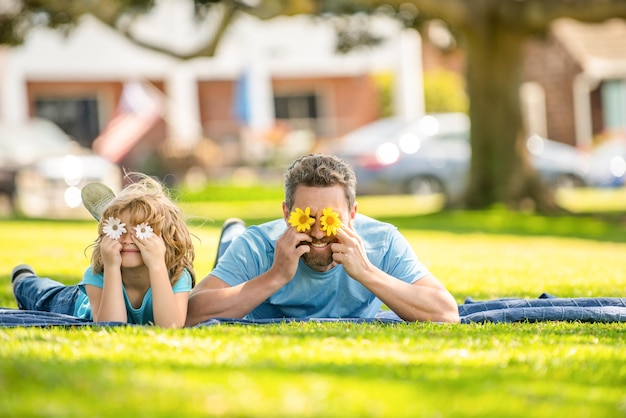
[7,201,626,243]
[377,209,626,243]
[185,209,626,243]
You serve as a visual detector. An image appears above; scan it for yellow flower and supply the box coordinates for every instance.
[288,207,315,232]
[320,207,342,236]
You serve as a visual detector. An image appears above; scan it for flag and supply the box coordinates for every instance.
[93,81,163,163]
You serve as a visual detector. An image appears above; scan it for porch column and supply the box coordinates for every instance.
[238,52,275,165]
[0,50,29,124]
[165,64,202,151]
[573,74,599,150]
[394,28,425,122]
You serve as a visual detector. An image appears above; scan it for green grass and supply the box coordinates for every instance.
[2,323,624,417]
[1,192,625,418]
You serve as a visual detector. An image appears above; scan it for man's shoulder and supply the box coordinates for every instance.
[354,214,404,253]
[354,213,396,233]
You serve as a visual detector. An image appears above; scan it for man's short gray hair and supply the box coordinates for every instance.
[284,153,357,210]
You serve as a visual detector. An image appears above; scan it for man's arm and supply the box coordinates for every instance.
[331,224,460,323]
[185,273,283,325]
[186,225,312,326]
[354,272,460,323]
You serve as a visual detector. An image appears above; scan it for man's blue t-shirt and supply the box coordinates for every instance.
[211,214,431,319]
[73,267,193,324]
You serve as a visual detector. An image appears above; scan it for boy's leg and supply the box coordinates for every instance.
[12,267,80,315]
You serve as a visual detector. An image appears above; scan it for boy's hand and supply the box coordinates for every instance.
[101,236,123,268]
[133,233,166,271]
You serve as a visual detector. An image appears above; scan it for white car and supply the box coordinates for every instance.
[0,118,121,219]
[584,135,626,187]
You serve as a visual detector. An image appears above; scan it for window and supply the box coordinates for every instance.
[602,79,626,130]
[34,97,100,148]
[274,93,321,134]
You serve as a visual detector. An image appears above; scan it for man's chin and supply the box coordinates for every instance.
[301,252,334,272]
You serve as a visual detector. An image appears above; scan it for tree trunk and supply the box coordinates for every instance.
[463,22,558,212]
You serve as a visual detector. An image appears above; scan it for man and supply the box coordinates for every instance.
[185,154,459,325]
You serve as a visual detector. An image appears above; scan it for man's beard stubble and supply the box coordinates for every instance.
[300,238,337,272]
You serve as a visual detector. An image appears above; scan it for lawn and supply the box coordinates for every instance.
[0,191,625,418]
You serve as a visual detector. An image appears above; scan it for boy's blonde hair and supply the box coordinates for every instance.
[89,173,196,286]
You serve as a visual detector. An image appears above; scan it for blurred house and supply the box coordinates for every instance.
[4,0,622,186]
[419,17,626,151]
[523,18,626,148]
[0,0,425,182]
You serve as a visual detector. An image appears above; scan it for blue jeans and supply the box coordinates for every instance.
[13,274,81,316]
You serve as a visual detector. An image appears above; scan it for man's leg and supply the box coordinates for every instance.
[213,218,246,268]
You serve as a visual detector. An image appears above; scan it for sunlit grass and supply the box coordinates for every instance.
[179,194,445,227]
[406,231,626,301]
[1,195,625,418]
[556,186,626,213]
[1,322,625,418]
[177,186,626,222]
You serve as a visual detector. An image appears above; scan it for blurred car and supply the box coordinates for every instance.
[584,135,626,187]
[0,118,122,219]
[325,113,588,204]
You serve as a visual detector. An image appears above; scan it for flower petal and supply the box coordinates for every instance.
[103,217,127,240]
[320,207,341,236]
[134,222,154,240]
[288,207,315,232]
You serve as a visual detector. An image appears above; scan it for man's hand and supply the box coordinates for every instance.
[330,222,374,281]
[270,226,311,282]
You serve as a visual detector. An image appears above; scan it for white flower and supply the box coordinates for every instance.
[134,222,154,240]
[103,217,127,240]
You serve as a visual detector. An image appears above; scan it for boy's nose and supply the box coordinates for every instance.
[120,231,133,243]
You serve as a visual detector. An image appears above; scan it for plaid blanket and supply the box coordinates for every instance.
[1,294,625,327]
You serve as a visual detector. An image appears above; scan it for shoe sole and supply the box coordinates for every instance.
[12,264,35,283]
[81,183,116,221]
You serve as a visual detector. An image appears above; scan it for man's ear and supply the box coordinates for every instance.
[350,202,358,219]
[282,202,290,220]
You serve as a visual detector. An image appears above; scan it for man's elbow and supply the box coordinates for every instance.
[417,309,460,323]
[184,296,206,326]
[434,298,461,323]
[184,315,198,327]
[185,309,206,327]
[402,307,460,323]
[439,309,460,323]
[413,303,460,323]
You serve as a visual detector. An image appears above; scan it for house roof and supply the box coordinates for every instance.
[552,17,626,80]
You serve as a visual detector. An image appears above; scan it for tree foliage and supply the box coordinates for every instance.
[3,0,626,211]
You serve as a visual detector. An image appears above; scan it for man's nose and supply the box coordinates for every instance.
[310,218,325,239]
